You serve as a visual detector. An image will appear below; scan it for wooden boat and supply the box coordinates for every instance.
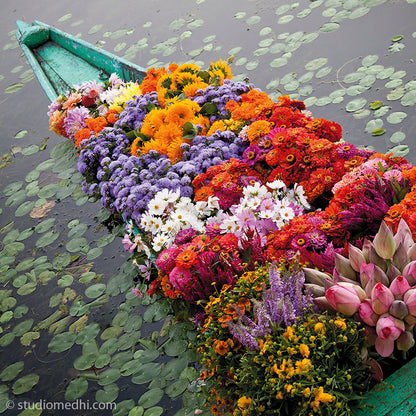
[15,20,147,101]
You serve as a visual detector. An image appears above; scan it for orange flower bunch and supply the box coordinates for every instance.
[131,98,209,163]
[74,109,119,148]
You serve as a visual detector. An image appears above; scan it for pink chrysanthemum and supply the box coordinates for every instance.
[64,107,90,141]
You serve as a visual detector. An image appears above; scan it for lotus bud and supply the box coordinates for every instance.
[372,264,390,287]
[408,244,416,262]
[332,268,359,285]
[325,282,366,316]
[390,275,411,299]
[303,268,331,287]
[369,243,388,271]
[371,283,394,315]
[389,300,409,320]
[304,283,326,297]
[359,299,378,326]
[313,296,333,312]
[396,330,415,352]
[402,261,416,286]
[394,218,413,250]
[334,252,357,280]
[386,263,401,283]
[404,288,416,317]
[361,239,373,263]
[375,314,405,357]
[373,221,396,260]
[360,262,374,293]
[348,243,366,273]
[392,242,409,271]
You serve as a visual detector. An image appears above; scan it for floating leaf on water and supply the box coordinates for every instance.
[392,35,403,42]
[113,400,135,416]
[57,274,74,287]
[187,19,204,29]
[0,333,15,347]
[12,374,39,395]
[370,101,383,110]
[98,368,121,386]
[35,230,60,248]
[305,57,327,71]
[17,282,37,296]
[270,57,288,68]
[84,283,106,299]
[21,145,39,156]
[349,7,371,19]
[100,326,122,340]
[48,332,77,353]
[14,130,27,139]
[29,200,55,219]
[0,361,24,382]
[365,119,383,133]
[88,24,103,34]
[128,407,145,416]
[320,22,340,32]
[14,305,28,319]
[66,237,88,253]
[166,378,189,399]
[389,144,409,157]
[131,363,162,385]
[65,377,88,401]
[75,323,100,345]
[345,97,367,112]
[322,7,337,17]
[4,83,23,94]
[0,311,13,323]
[138,388,164,409]
[387,111,407,124]
[86,247,103,260]
[361,54,379,67]
[96,383,119,403]
[390,132,406,143]
[389,43,405,53]
[401,90,416,106]
[20,331,40,347]
[372,128,385,136]
[58,13,72,22]
[246,15,261,25]
[278,15,294,24]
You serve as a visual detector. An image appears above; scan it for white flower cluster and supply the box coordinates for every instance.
[139,189,221,252]
[211,180,310,237]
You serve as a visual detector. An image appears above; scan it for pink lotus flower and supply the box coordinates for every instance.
[371,283,394,315]
[404,288,416,318]
[359,299,378,326]
[389,275,411,299]
[325,282,366,316]
[375,314,405,357]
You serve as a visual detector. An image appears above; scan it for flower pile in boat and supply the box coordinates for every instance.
[47,59,416,414]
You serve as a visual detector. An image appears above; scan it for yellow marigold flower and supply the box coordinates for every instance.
[209,60,233,81]
[207,120,227,136]
[247,120,272,144]
[237,396,252,410]
[165,100,197,126]
[284,384,293,393]
[287,347,296,355]
[299,343,310,358]
[275,392,284,400]
[311,386,334,410]
[303,387,311,398]
[314,322,325,335]
[183,81,209,97]
[109,82,141,111]
[295,358,312,374]
[334,319,347,330]
[283,326,296,341]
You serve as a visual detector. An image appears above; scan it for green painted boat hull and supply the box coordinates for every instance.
[15,20,147,101]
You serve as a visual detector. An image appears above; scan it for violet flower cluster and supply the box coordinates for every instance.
[227,262,314,350]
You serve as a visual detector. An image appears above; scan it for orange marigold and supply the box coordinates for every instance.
[74,128,92,148]
[247,120,272,144]
[214,340,229,355]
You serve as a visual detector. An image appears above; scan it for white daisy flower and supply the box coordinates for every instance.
[152,234,170,252]
[156,188,181,203]
[267,180,287,191]
[243,182,270,199]
[147,196,169,216]
[161,219,181,236]
[293,184,310,209]
[220,216,241,234]
[140,213,156,233]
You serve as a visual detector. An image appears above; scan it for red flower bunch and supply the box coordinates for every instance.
[150,229,265,304]
[192,158,263,210]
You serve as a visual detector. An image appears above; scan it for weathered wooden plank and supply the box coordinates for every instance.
[353,357,416,415]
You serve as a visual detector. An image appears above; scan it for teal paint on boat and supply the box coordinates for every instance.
[15,20,147,101]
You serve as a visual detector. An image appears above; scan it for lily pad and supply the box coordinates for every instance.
[0,361,24,381]
[48,332,77,353]
[65,377,88,400]
[138,388,164,408]
[12,374,39,395]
